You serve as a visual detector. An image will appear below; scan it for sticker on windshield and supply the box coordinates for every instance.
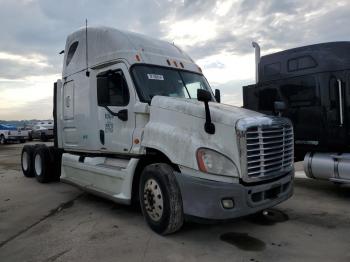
[147,74,164,80]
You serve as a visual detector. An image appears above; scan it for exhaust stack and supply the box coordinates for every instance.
[252,42,260,84]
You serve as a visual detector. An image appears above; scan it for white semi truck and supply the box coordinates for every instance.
[20,26,294,234]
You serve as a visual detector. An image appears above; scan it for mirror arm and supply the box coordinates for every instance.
[104,106,128,121]
[203,101,215,134]
[104,105,118,116]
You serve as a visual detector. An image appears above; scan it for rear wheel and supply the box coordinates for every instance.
[33,146,52,183]
[21,145,35,177]
[139,163,184,235]
[48,146,63,181]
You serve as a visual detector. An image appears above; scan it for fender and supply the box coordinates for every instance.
[141,101,242,172]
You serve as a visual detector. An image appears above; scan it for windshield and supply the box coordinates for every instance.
[131,65,213,103]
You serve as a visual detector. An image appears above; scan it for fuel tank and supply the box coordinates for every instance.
[304,152,350,183]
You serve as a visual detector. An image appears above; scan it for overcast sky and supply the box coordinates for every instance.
[0,0,350,120]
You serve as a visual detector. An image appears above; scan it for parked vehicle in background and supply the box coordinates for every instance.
[20,126,34,141]
[243,42,350,184]
[0,124,27,144]
[21,26,294,234]
[31,121,54,141]
[17,128,29,142]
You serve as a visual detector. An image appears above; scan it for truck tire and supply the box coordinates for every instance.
[0,135,6,145]
[139,163,184,235]
[48,146,62,181]
[33,145,52,183]
[21,145,35,177]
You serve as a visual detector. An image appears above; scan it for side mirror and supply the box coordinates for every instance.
[215,89,221,103]
[274,101,286,116]
[197,89,212,102]
[97,76,110,106]
[197,89,215,134]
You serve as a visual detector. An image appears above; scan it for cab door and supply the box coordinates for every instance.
[279,75,322,144]
[96,63,135,154]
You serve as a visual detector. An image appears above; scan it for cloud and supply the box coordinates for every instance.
[0,52,57,80]
[1,0,350,119]
[0,73,59,120]
[0,97,53,120]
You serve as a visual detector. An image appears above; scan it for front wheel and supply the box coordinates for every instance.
[139,163,184,235]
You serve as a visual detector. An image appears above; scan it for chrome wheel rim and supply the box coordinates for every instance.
[22,151,29,171]
[34,154,42,176]
[143,178,163,221]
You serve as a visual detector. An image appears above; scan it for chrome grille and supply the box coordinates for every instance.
[236,116,294,182]
[246,125,293,177]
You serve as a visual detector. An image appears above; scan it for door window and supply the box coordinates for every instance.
[97,70,130,107]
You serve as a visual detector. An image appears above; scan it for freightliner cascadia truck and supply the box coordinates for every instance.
[20,26,294,234]
[243,42,350,184]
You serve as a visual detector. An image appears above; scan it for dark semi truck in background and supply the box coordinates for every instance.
[243,42,350,184]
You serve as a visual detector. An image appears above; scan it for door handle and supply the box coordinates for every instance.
[337,79,344,127]
[99,130,105,145]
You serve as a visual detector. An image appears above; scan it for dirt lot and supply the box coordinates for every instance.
[0,143,349,262]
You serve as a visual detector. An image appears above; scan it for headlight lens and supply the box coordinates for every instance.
[196,148,239,177]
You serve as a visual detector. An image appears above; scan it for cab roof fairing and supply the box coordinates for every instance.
[258,41,350,83]
[62,26,200,78]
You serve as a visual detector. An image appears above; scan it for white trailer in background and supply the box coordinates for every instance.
[21,26,294,234]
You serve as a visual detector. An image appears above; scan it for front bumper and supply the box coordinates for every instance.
[175,171,293,220]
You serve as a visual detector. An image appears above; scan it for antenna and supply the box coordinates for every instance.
[85,19,90,77]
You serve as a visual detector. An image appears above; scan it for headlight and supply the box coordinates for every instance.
[196,148,239,177]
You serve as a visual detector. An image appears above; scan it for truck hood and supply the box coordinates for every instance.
[150,96,263,126]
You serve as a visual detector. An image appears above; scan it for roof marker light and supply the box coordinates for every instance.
[174,61,178,67]
[180,62,184,68]
[136,54,141,61]
[166,59,171,66]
